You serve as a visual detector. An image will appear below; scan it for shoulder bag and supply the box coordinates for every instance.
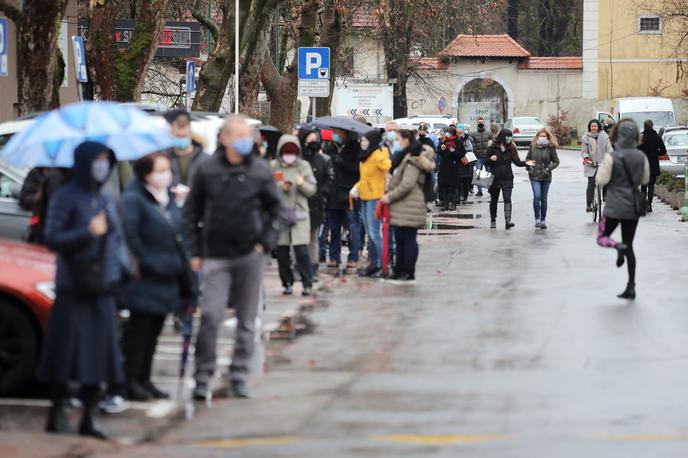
[156,205,199,302]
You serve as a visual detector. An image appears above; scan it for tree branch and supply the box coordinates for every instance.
[0,0,20,22]
[193,0,220,45]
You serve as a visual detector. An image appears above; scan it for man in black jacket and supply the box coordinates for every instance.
[639,119,666,213]
[185,115,283,399]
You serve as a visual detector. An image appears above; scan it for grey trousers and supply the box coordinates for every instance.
[309,227,320,264]
[194,251,265,384]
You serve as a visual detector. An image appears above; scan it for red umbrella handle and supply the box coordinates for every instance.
[381,204,390,274]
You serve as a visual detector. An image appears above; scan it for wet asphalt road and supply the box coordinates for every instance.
[67,151,688,456]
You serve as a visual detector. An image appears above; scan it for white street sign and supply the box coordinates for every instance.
[334,83,393,118]
[298,79,330,97]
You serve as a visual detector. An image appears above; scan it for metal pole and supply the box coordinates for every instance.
[311,97,316,122]
[234,0,240,114]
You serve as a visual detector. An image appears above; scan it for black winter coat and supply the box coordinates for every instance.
[19,167,70,244]
[457,136,473,179]
[487,144,527,187]
[470,129,493,160]
[118,179,188,315]
[184,150,284,259]
[326,139,361,210]
[438,136,462,185]
[303,151,333,227]
[37,142,128,386]
[639,129,666,176]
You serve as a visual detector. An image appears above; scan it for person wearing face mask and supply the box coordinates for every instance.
[271,136,317,295]
[470,117,493,197]
[384,121,401,158]
[298,128,333,280]
[118,153,194,401]
[582,119,613,212]
[456,126,474,204]
[437,126,462,210]
[185,115,283,400]
[325,128,362,271]
[487,129,534,229]
[38,142,131,440]
[352,129,391,277]
[526,128,560,229]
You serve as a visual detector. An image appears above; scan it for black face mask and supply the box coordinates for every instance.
[478,124,485,131]
[305,141,321,154]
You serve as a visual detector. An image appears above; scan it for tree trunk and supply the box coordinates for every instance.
[10,0,68,115]
[86,0,117,100]
[507,0,519,40]
[381,0,412,119]
[50,49,66,110]
[307,0,341,118]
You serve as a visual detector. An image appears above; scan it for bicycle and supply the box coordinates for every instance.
[589,162,603,223]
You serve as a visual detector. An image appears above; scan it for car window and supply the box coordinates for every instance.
[0,133,15,150]
[0,172,18,198]
[664,132,688,147]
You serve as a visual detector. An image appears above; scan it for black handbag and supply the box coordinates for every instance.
[66,237,107,297]
[620,155,647,217]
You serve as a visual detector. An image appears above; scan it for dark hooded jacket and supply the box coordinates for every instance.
[486,142,527,187]
[438,135,463,186]
[298,128,334,227]
[37,141,128,386]
[326,135,361,210]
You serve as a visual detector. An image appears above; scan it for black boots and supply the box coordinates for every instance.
[618,283,636,300]
[46,385,73,434]
[504,203,515,230]
[79,385,108,440]
[615,243,628,267]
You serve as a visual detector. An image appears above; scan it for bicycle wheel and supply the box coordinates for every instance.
[596,186,603,223]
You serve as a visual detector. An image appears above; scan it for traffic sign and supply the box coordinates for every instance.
[438,96,447,113]
[71,36,88,83]
[0,18,8,77]
[298,80,330,97]
[298,47,330,80]
[185,60,196,93]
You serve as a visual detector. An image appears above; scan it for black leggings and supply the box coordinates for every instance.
[586,177,596,206]
[641,174,658,204]
[598,217,639,284]
[489,185,513,220]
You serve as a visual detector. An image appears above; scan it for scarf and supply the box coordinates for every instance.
[146,184,170,208]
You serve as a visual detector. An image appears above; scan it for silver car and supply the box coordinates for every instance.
[660,127,688,176]
[503,117,544,148]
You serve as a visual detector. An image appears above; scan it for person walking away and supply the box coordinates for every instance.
[298,128,333,281]
[471,117,493,197]
[164,109,208,206]
[38,142,130,440]
[381,130,435,283]
[526,128,560,229]
[638,119,666,213]
[437,126,461,210]
[487,129,534,229]
[456,127,473,204]
[185,115,283,400]
[271,135,317,296]
[582,119,613,212]
[119,153,194,401]
[595,119,650,299]
[353,128,391,278]
[325,129,361,270]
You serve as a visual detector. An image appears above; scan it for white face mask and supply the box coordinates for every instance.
[282,153,298,165]
[360,138,370,151]
[538,137,548,147]
[91,158,110,183]
[148,169,173,190]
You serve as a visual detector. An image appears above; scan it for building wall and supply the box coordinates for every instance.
[591,0,687,98]
[0,0,79,122]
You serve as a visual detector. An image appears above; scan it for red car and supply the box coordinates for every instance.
[0,239,55,395]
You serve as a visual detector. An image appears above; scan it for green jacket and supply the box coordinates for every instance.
[526,144,560,182]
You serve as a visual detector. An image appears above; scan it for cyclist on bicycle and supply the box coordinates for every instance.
[582,119,614,212]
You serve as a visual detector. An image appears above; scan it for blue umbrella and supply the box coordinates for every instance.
[0,102,182,167]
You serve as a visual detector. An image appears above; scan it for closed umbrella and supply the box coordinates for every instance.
[1,102,181,167]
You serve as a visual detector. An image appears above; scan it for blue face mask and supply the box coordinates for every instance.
[386,131,397,143]
[231,137,255,156]
[392,140,401,153]
[332,133,343,144]
[174,137,192,149]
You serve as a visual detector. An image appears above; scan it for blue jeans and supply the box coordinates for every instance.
[360,199,382,268]
[327,208,361,264]
[530,180,551,221]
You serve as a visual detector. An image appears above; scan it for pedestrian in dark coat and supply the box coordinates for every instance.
[38,141,130,440]
[470,117,493,197]
[19,167,71,244]
[298,127,333,277]
[437,128,462,210]
[526,128,560,229]
[119,153,191,401]
[596,119,650,300]
[638,119,666,212]
[456,128,474,204]
[325,129,362,269]
[487,129,533,229]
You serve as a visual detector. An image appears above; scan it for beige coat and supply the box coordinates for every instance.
[387,144,435,228]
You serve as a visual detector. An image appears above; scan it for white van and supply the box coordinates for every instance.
[597,97,676,130]
[393,115,458,132]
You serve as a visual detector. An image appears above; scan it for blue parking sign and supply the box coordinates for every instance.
[298,47,330,80]
[72,36,88,83]
[0,18,8,77]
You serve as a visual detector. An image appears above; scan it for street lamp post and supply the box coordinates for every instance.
[234,0,239,114]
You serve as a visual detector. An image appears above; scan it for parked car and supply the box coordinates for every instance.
[660,126,688,176]
[0,239,55,395]
[503,117,544,148]
[0,160,31,241]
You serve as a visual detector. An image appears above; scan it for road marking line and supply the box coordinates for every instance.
[371,434,508,445]
[593,432,688,442]
[198,436,303,448]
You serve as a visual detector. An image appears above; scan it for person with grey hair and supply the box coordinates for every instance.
[184,115,283,399]
[595,119,650,300]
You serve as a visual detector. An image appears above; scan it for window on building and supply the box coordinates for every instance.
[638,16,662,34]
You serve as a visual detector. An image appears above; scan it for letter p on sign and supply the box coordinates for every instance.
[306,52,322,75]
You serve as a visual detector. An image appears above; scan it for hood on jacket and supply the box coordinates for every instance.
[359,129,383,161]
[72,141,116,191]
[614,121,639,149]
[409,144,436,173]
[277,134,302,166]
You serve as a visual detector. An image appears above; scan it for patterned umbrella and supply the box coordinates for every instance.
[1,102,182,167]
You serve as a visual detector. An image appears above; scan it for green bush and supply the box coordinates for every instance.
[657,172,685,192]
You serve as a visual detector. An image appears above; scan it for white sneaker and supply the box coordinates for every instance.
[99,395,130,414]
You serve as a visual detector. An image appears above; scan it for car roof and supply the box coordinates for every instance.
[0,119,35,136]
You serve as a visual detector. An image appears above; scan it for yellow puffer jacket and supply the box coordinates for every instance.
[355,147,391,201]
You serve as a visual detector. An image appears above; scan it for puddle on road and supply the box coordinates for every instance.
[437,213,483,220]
[429,224,477,231]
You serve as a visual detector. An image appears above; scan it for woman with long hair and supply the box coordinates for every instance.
[526,128,560,229]
[486,129,534,229]
[582,119,613,212]
[596,120,650,299]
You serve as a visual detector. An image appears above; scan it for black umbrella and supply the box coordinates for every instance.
[259,124,282,159]
[308,116,376,135]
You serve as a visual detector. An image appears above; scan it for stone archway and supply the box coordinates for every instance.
[456,75,514,129]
